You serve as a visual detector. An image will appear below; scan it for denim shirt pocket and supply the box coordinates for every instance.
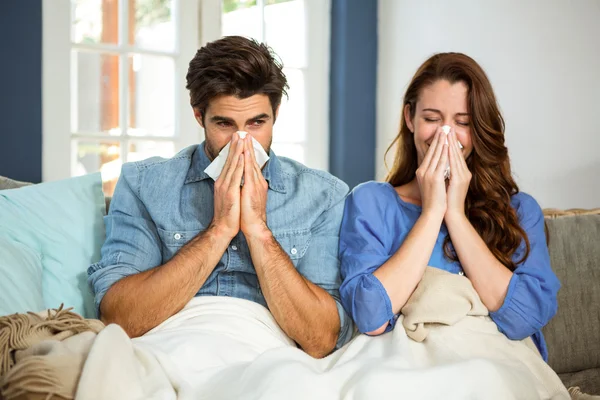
[273,229,311,264]
[157,227,202,262]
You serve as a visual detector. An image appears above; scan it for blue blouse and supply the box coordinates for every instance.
[339,181,560,361]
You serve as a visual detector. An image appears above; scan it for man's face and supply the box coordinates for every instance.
[195,94,277,160]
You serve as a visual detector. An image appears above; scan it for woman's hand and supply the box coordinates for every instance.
[415,128,448,219]
[445,128,471,221]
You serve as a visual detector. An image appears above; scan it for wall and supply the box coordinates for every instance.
[0,0,42,183]
[377,0,600,209]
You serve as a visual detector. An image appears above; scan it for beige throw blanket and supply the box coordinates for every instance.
[401,266,489,342]
[0,305,104,400]
[401,267,598,399]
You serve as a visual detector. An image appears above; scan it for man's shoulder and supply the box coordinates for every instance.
[124,145,196,174]
[116,145,198,199]
[277,156,349,200]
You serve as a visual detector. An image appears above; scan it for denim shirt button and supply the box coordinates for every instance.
[231,245,238,251]
[291,247,297,255]
[173,233,182,240]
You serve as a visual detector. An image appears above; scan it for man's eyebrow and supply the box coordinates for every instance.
[210,115,235,123]
[246,113,270,123]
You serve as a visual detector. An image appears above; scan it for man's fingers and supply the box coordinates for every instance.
[230,153,245,189]
[222,137,245,184]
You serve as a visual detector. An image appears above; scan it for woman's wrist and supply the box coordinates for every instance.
[421,208,446,225]
[444,210,469,226]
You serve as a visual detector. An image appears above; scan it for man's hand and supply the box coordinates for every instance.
[211,134,245,240]
[240,134,270,239]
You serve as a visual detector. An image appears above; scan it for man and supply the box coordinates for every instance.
[87,36,352,358]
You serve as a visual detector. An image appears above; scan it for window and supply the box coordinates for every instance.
[219,0,330,170]
[43,0,200,195]
[43,0,328,194]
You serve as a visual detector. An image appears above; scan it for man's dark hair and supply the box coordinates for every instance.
[186,36,288,123]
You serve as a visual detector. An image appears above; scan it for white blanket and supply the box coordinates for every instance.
[75,294,569,400]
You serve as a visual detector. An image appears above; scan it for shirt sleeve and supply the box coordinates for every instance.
[489,193,560,340]
[295,178,354,349]
[87,162,162,318]
[339,184,397,334]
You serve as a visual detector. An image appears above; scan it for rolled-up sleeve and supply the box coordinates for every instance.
[296,179,354,349]
[87,163,162,318]
[339,186,395,334]
[490,194,560,341]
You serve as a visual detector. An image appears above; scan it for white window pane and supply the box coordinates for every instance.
[221,1,261,39]
[223,0,257,13]
[72,140,121,195]
[265,0,306,68]
[271,143,304,164]
[72,51,121,135]
[132,0,175,52]
[128,54,175,137]
[273,68,305,143]
[128,140,175,162]
[72,0,119,45]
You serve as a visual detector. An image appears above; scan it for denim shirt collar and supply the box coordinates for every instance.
[185,142,286,193]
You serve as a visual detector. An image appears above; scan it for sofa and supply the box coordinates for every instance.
[1,175,598,393]
[542,208,600,394]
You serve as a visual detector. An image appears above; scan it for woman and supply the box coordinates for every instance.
[339,52,560,361]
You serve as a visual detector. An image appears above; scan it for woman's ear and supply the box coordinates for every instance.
[404,104,414,133]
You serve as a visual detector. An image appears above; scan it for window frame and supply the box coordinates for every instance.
[42,0,201,182]
[206,0,330,170]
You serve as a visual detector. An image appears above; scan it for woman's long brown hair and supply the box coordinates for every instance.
[385,53,529,270]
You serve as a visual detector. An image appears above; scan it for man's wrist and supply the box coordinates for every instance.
[206,222,237,247]
[242,223,273,244]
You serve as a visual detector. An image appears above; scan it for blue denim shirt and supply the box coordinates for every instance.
[88,143,353,348]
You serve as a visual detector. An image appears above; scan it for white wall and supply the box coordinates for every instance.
[377,0,600,209]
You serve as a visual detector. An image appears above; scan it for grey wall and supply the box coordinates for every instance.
[0,0,42,183]
[378,0,600,209]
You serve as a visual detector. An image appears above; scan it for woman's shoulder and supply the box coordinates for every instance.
[511,191,542,212]
[511,191,544,224]
[348,181,395,202]
[344,181,400,215]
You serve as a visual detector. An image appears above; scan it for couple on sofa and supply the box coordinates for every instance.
[88,36,559,363]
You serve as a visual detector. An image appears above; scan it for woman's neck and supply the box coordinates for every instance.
[394,179,422,207]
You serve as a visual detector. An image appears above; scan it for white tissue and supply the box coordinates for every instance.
[204,131,270,181]
[441,125,464,179]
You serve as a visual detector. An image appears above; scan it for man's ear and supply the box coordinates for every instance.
[193,107,204,128]
[404,104,414,133]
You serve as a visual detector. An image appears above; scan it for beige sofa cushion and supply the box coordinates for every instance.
[542,209,600,375]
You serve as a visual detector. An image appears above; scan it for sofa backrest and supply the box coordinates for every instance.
[542,208,600,374]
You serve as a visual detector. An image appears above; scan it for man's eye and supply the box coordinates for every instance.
[250,120,265,127]
[217,122,232,127]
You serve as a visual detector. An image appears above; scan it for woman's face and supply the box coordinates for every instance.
[404,79,473,165]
